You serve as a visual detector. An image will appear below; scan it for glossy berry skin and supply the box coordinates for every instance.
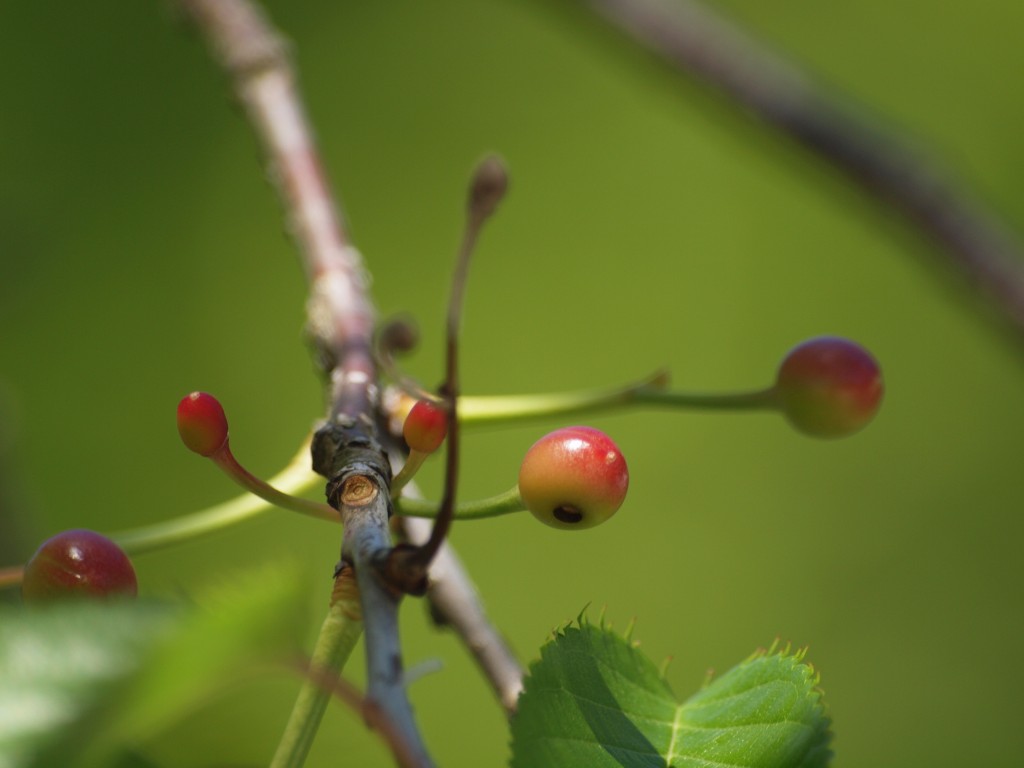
[775,336,883,438]
[403,400,447,453]
[518,426,629,530]
[177,391,229,456]
[22,529,137,602]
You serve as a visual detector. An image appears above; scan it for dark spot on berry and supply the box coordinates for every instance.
[553,505,583,524]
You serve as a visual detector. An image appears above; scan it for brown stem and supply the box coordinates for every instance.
[400,515,524,715]
[413,157,509,570]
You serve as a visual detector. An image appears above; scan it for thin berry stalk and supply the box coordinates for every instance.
[117,438,325,554]
[270,576,363,768]
[210,444,337,523]
[390,451,427,499]
[396,487,525,520]
[457,376,775,424]
[635,387,778,411]
[457,370,669,424]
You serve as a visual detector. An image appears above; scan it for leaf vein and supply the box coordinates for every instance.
[532,682,673,728]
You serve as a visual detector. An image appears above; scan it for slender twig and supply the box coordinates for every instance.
[299,658,423,768]
[387,157,521,712]
[400,515,525,715]
[412,157,509,570]
[586,0,1024,347]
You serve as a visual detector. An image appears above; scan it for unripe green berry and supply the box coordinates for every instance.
[403,400,447,453]
[177,391,229,456]
[518,426,629,530]
[775,336,883,438]
[22,529,137,602]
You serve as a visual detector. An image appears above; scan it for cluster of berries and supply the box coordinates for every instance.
[16,336,881,601]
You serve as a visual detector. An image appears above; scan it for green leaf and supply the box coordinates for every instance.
[510,620,832,768]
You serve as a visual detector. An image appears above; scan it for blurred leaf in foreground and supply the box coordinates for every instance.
[510,618,831,768]
[0,565,305,768]
[0,601,177,768]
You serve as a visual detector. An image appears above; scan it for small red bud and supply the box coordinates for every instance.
[403,400,448,454]
[177,391,229,456]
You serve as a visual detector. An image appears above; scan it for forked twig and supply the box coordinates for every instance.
[400,515,524,715]
[419,157,509,567]
[383,158,509,594]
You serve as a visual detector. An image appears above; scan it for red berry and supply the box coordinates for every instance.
[177,391,228,456]
[22,529,137,602]
[775,336,883,438]
[403,400,448,453]
[518,426,629,530]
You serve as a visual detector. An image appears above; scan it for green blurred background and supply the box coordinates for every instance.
[3,1,1024,766]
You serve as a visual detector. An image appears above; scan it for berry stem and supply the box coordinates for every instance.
[209,441,337,523]
[456,373,778,424]
[0,472,527,593]
[0,565,24,589]
[270,570,363,768]
[0,438,329,591]
[457,370,669,424]
[396,486,525,520]
[115,437,326,555]
[390,450,428,499]
[635,386,778,411]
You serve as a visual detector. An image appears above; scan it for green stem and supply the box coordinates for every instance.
[3,377,779,588]
[390,450,427,499]
[396,486,524,520]
[457,370,668,425]
[1,459,519,591]
[114,438,328,555]
[270,596,363,768]
[458,377,778,423]
[211,442,337,522]
[634,387,778,411]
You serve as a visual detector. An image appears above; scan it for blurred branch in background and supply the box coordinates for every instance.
[585,0,1024,350]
